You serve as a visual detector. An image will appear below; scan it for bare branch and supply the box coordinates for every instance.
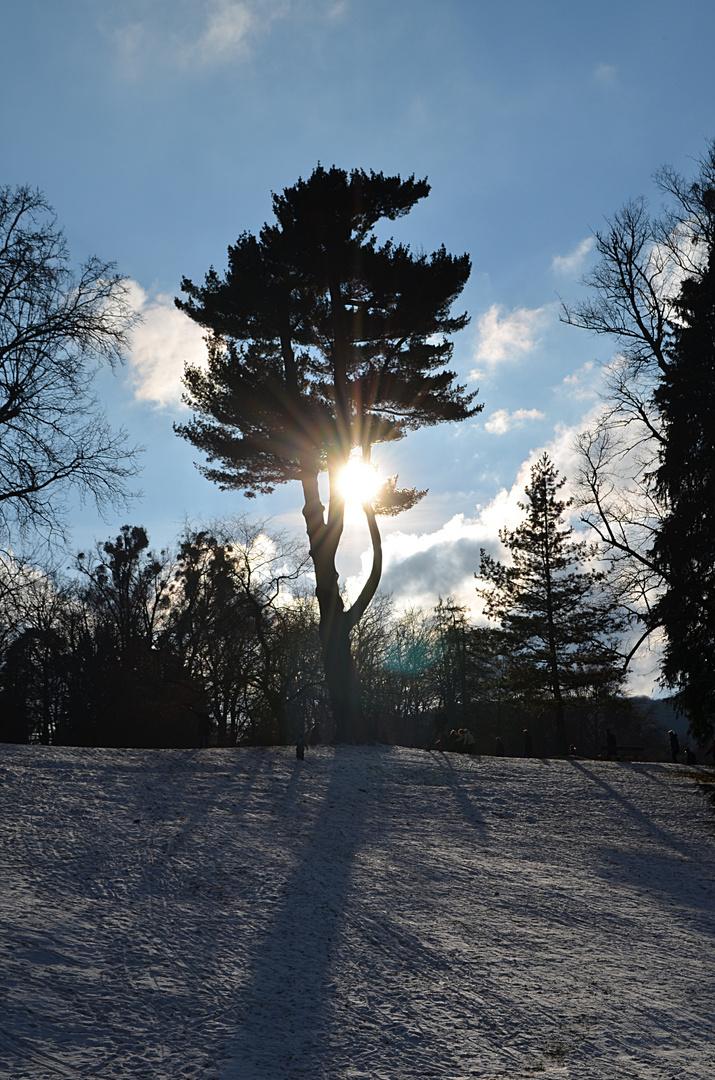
[0,185,141,545]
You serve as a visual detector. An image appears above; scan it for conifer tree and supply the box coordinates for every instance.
[175,166,478,741]
[654,243,715,742]
[562,141,715,667]
[476,455,625,754]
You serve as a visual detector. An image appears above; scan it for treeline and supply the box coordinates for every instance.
[0,522,323,748]
[3,145,715,752]
[0,510,658,756]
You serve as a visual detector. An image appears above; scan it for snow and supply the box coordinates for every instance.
[1,744,714,1080]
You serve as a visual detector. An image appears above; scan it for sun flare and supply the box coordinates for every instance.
[337,455,382,505]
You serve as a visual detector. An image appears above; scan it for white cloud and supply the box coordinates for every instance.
[343,398,660,693]
[593,63,617,88]
[347,514,501,615]
[484,408,544,435]
[327,0,349,18]
[126,283,207,410]
[185,0,256,65]
[342,474,536,614]
[346,409,601,614]
[472,304,552,371]
[623,627,665,697]
[551,237,594,276]
[557,360,600,401]
[104,0,289,72]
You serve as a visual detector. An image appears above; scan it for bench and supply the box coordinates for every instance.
[600,745,644,761]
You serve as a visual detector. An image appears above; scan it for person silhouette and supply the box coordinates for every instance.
[669,729,680,763]
[523,728,533,758]
[197,713,212,749]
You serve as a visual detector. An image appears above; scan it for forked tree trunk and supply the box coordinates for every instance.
[319,604,366,744]
[301,469,382,744]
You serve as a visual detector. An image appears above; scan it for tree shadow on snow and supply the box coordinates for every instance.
[216,751,385,1080]
[428,753,488,835]
[567,759,687,853]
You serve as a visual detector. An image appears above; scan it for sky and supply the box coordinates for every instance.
[3,0,715,691]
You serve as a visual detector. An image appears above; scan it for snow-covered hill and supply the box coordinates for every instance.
[1,744,714,1079]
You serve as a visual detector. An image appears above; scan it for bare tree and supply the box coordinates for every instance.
[165,519,313,744]
[562,141,715,662]
[0,185,140,544]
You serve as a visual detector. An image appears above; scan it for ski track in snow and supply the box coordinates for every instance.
[0,745,714,1079]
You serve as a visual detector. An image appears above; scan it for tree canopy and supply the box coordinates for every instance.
[175,165,479,741]
[176,166,475,492]
[654,244,715,740]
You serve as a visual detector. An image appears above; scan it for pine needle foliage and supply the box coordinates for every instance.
[476,455,626,754]
[654,240,715,741]
[174,165,478,741]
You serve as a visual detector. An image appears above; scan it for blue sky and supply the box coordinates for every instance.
[3,0,715,687]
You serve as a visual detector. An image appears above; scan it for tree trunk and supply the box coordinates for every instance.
[542,491,569,757]
[320,611,365,743]
[551,681,568,757]
[301,469,367,743]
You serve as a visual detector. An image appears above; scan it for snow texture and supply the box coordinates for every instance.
[1,744,714,1079]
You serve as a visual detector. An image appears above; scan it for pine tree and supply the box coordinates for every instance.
[654,241,715,742]
[174,165,478,742]
[476,456,625,754]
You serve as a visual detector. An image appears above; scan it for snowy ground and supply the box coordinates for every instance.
[1,745,714,1080]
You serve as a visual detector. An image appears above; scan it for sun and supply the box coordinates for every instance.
[337,453,382,505]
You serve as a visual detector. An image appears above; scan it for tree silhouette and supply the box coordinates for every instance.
[0,185,139,545]
[562,141,715,665]
[175,165,478,741]
[74,526,201,747]
[654,238,715,741]
[165,522,313,745]
[476,456,626,755]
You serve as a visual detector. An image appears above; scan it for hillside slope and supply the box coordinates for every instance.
[1,745,714,1079]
